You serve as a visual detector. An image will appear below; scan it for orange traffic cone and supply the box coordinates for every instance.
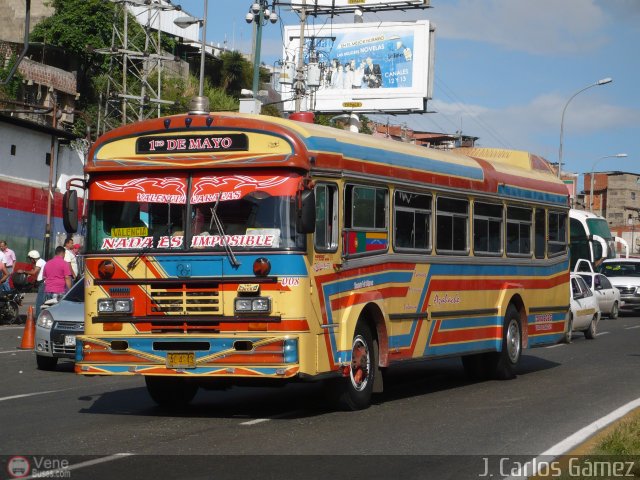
[18,306,35,350]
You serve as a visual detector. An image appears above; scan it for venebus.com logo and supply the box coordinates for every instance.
[6,456,71,478]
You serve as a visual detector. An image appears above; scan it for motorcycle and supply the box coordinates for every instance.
[0,289,24,324]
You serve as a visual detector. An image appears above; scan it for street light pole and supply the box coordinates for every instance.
[589,153,627,213]
[246,2,278,98]
[558,77,612,178]
[174,1,209,113]
[198,0,208,98]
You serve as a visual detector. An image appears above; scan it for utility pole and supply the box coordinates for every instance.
[44,94,58,259]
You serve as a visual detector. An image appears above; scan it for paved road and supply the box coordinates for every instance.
[1,315,639,479]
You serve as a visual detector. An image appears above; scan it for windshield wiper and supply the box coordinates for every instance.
[127,223,172,271]
[210,197,240,267]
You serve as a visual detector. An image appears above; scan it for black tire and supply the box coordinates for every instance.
[5,301,20,325]
[609,302,619,320]
[486,305,521,380]
[564,315,573,344]
[328,322,376,411]
[36,355,58,371]
[145,376,199,408]
[584,315,598,340]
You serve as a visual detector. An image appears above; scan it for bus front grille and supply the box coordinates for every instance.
[149,286,221,315]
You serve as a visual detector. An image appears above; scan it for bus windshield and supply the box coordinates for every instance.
[586,217,613,240]
[87,173,306,252]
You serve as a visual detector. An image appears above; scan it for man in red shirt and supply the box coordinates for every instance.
[43,246,73,301]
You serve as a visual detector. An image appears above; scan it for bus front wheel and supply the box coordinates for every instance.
[145,376,198,408]
[486,305,521,380]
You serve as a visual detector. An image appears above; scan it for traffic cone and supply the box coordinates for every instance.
[18,306,35,350]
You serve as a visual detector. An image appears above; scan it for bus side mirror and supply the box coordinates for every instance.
[297,189,316,234]
[63,190,78,233]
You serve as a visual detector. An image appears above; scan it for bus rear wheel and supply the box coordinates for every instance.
[145,376,198,408]
[328,323,376,411]
[486,305,521,380]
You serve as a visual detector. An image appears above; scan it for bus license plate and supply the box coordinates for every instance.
[166,352,196,369]
[64,335,76,347]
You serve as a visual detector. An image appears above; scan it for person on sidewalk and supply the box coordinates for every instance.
[17,250,47,318]
[72,243,82,277]
[0,259,9,292]
[0,240,16,291]
[43,246,73,302]
[63,237,78,280]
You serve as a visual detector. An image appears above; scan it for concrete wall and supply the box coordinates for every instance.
[0,0,54,43]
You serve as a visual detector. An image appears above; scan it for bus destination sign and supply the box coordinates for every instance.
[136,134,248,154]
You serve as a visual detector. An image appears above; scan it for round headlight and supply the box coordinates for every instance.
[98,260,116,279]
[253,257,271,277]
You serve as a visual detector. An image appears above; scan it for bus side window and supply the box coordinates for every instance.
[314,183,338,252]
[534,209,545,259]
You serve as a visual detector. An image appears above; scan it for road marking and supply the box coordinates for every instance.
[0,389,64,403]
[504,397,640,480]
[545,343,564,348]
[597,331,610,336]
[0,348,33,354]
[21,453,134,480]
[0,325,27,330]
[625,325,640,330]
[240,409,307,426]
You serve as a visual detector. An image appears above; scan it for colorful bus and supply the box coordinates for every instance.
[65,111,570,410]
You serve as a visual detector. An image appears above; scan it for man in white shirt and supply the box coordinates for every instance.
[63,237,78,280]
[17,250,47,317]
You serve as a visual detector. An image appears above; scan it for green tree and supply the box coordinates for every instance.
[0,55,22,100]
[31,0,115,91]
[219,51,252,98]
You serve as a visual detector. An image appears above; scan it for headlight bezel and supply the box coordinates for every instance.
[97,298,133,314]
[36,310,54,329]
[234,296,272,314]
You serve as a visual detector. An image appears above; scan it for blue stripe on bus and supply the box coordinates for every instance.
[305,137,485,181]
[154,254,308,277]
[425,339,502,356]
[498,185,567,205]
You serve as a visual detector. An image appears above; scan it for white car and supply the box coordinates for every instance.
[34,278,84,370]
[598,258,640,314]
[577,271,621,319]
[566,273,601,343]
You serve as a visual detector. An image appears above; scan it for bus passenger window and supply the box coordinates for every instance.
[473,202,502,255]
[436,197,469,254]
[548,211,567,256]
[506,206,532,256]
[534,209,546,259]
[394,190,431,252]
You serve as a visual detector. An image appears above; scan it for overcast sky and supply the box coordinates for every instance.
[179,0,640,189]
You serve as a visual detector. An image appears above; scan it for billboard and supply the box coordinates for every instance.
[279,21,434,113]
[291,1,430,12]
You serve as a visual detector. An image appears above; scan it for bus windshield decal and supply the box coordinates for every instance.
[100,234,280,250]
[191,174,299,203]
[101,236,184,250]
[91,177,187,203]
[111,227,149,237]
[191,233,278,248]
[136,134,248,154]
